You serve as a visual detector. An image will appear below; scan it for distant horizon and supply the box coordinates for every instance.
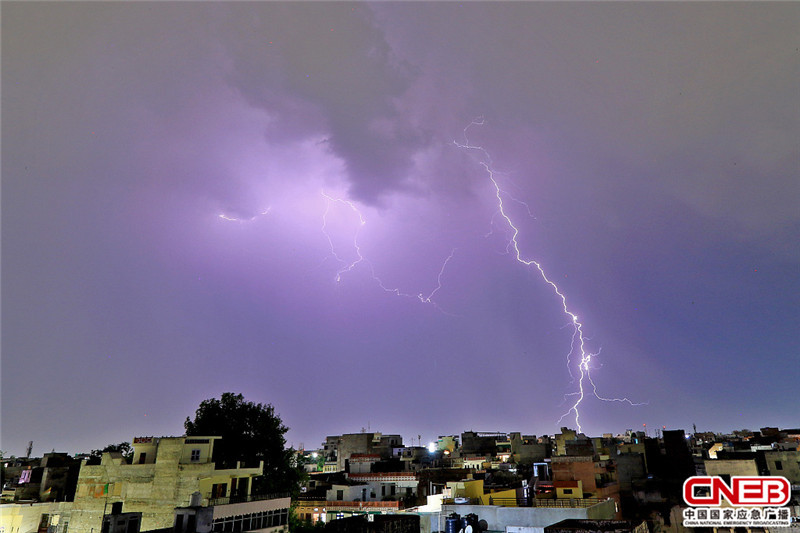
[8,419,799,459]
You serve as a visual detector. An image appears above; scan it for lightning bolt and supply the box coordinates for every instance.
[320,191,456,314]
[455,118,643,432]
[218,207,272,222]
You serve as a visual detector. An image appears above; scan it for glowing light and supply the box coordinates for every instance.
[320,191,456,313]
[427,442,437,453]
[218,207,272,223]
[454,118,643,432]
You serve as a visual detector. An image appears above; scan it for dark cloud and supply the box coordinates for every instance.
[215,3,427,203]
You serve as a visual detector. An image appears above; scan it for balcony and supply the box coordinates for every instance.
[208,492,291,507]
[443,497,609,508]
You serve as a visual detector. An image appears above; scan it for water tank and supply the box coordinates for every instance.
[445,513,460,533]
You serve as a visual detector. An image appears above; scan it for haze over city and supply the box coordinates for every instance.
[3,2,798,456]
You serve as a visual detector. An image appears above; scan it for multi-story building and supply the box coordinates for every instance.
[323,433,403,473]
[346,473,419,502]
[69,436,265,533]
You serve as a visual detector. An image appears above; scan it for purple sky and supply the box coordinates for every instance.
[3,2,798,457]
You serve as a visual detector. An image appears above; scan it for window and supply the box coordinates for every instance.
[563,489,573,494]
[775,460,783,470]
[190,449,201,462]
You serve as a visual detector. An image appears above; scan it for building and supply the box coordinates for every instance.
[293,500,400,525]
[324,434,403,473]
[172,492,290,533]
[2,453,81,503]
[413,498,618,533]
[544,519,648,533]
[509,434,547,464]
[764,450,800,483]
[460,433,501,458]
[346,473,418,502]
[68,436,265,533]
[0,501,73,533]
[324,514,418,533]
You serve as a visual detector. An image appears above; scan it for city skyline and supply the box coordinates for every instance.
[3,2,798,457]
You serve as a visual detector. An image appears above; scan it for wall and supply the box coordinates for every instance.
[70,438,261,533]
[438,500,616,531]
[764,450,800,483]
[211,496,291,520]
[704,458,759,477]
[0,502,72,533]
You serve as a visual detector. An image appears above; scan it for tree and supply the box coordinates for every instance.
[89,442,133,464]
[289,504,326,533]
[185,392,303,494]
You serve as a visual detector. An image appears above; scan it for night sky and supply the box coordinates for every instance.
[3,2,798,457]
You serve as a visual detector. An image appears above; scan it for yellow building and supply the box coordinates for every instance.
[69,436,264,533]
[704,458,759,478]
[554,480,583,499]
[0,501,72,533]
[445,479,484,500]
[480,488,517,506]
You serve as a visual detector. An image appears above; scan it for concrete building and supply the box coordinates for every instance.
[0,501,73,533]
[324,514,418,533]
[550,457,619,518]
[293,500,400,525]
[764,450,800,483]
[554,430,579,457]
[509,434,547,464]
[2,453,81,503]
[171,493,290,533]
[348,455,380,475]
[544,519,647,533]
[69,436,264,533]
[346,473,418,502]
[460,433,500,458]
[554,481,583,500]
[326,483,371,503]
[414,498,617,533]
[324,434,403,473]
[704,457,759,478]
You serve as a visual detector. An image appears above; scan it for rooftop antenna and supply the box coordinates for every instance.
[26,441,33,459]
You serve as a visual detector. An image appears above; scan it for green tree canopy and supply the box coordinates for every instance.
[88,442,133,464]
[184,392,302,494]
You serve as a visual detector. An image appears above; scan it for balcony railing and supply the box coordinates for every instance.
[293,499,401,510]
[443,497,608,508]
[209,492,291,507]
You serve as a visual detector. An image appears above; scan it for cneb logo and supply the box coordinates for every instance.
[683,476,791,506]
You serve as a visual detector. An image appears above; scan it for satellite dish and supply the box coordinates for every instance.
[465,526,473,533]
